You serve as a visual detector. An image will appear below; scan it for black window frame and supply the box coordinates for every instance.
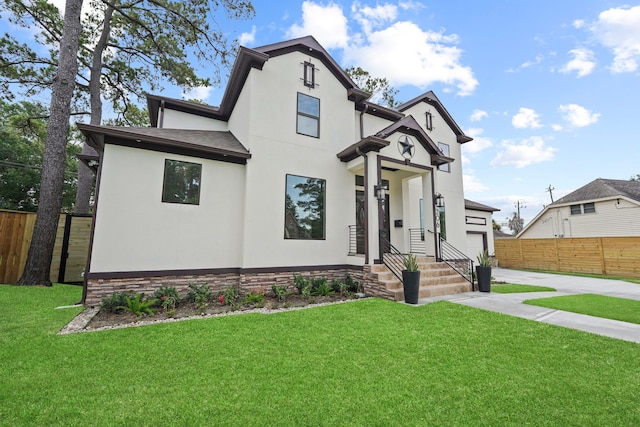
[303,61,316,88]
[438,142,450,173]
[296,92,320,138]
[161,159,202,205]
[284,174,326,240]
[425,111,433,131]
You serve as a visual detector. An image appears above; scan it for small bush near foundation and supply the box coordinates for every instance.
[100,291,134,313]
[272,284,291,301]
[220,284,241,306]
[118,293,157,318]
[293,274,309,294]
[313,281,334,296]
[186,283,212,311]
[343,274,361,293]
[310,277,327,293]
[152,286,181,311]
[244,291,265,306]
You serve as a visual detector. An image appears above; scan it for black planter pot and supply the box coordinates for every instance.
[402,270,421,304]
[476,266,492,292]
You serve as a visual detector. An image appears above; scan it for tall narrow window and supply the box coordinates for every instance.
[284,174,326,239]
[303,61,315,88]
[297,93,320,138]
[438,142,450,172]
[162,159,201,205]
[425,111,433,130]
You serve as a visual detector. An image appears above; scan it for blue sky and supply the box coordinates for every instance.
[6,1,640,228]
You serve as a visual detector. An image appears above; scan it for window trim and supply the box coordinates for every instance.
[296,92,320,138]
[583,202,596,214]
[303,61,315,88]
[425,111,433,131]
[161,159,202,205]
[570,204,582,215]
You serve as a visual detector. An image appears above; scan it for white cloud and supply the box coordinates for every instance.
[560,48,596,77]
[352,2,397,34]
[286,1,478,96]
[551,123,563,131]
[239,26,257,46]
[512,108,542,129]
[573,19,586,29]
[521,54,544,69]
[463,173,489,193]
[343,21,478,95]
[470,109,488,122]
[398,1,425,12]
[287,1,349,49]
[463,128,493,154]
[490,136,557,168]
[558,104,600,127]
[590,5,640,73]
[182,86,213,102]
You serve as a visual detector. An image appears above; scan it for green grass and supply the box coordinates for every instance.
[2,284,640,426]
[525,293,640,325]
[491,283,556,294]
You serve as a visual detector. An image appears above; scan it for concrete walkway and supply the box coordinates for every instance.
[417,268,640,344]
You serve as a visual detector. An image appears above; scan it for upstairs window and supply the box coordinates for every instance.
[303,61,316,88]
[162,159,201,205]
[570,204,581,215]
[425,111,433,130]
[438,142,450,172]
[297,93,320,138]
[583,202,596,214]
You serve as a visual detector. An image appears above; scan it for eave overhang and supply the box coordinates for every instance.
[337,136,390,162]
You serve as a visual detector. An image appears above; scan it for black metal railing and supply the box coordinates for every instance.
[380,237,407,281]
[408,228,426,255]
[440,238,475,290]
[348,225,365,255]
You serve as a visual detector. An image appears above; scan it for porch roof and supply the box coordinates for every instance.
[337,136,390,162]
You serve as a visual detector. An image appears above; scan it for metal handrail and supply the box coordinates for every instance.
[408,228,426,255]
[439,237,475,290]
[379,237,407,281]
[348,225,364,255]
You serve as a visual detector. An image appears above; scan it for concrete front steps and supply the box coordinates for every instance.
[371,256,472,301]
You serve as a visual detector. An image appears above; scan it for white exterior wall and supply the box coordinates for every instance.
[231,52,357,268]
[90,144,246,272]
[161,109,228,131]
[520,198,640,238]
[464,209,495,259]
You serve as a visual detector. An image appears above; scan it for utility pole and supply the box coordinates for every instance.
[545,185,555,203]
[514,200,527,221]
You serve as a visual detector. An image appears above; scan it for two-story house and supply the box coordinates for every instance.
[78,36,475,305]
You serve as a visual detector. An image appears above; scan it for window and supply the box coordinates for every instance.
[162,159,201,205]
[583,202,596,214]
[438,142,450,172]
[425,111,433,130]
[284,174,326,239]
[570,204,581,215]
[303,61,315,88]
[297,93,320,137]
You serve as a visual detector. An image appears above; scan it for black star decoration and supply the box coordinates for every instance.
[399,136,414,158]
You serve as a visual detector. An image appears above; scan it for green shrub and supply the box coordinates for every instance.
[118,293,157,318]
[220,284,241,306]
[244,291,265,305]
[271,284,291,301]
[100,291,134,314]
[152,286,181,310]
[186,283,212,311]
[343,273,361,293]
[313,281,334,296]
[310,277,327,293]
[293,274,309,294]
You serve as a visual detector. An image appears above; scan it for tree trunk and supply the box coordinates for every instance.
[74,3,114,215]
[17,0,84,286]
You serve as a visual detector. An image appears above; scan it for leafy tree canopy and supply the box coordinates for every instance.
[345,66,400,108]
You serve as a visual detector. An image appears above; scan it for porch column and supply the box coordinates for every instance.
[422,172,438,259]
[366,153,381,263]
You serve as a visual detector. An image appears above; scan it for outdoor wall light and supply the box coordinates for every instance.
[374,184,388,201]
[434,192,445,208]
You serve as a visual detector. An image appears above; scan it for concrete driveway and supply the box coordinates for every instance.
[418,268,640,344]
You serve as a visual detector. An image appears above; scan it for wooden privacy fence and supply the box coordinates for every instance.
[495,237,640,278]
[0,210,91,284]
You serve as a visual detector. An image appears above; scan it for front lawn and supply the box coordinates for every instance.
[525,293,640,325]
[1,284,640,426]
[491,284,556,294]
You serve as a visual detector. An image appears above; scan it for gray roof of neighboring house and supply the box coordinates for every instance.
[77,124,251,164]
[552,178,640,205]
[465,199,500,212]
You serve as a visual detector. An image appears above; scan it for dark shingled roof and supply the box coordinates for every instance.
[465,199,500,212]
[77,124,251,165]
[552,178,640,205]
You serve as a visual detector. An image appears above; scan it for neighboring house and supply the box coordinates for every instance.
[77,36,474,305]
[464,199,499,259]
[519,178,640,238]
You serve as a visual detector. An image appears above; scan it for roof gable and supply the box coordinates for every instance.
[397,91,472,144]
[553,178,640,205]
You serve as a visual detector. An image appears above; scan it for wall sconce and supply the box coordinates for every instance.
[374,184,388,201]
[434,192,445,208]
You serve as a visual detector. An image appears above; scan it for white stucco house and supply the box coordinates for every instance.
[78,36,477,305]
[519,178,640,238]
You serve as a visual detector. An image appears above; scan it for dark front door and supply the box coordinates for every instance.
[355,190,365,254]
[380,194,391,252]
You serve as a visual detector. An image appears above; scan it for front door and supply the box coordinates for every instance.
[380,194,391,251]
[355,190,365,254]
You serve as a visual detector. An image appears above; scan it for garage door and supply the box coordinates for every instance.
[466,232,486,260]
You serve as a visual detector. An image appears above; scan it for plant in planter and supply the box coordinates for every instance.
[402,253,421,304]
[476,250,492,292]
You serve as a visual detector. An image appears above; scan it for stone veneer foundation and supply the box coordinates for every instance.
[84,266,369,307]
